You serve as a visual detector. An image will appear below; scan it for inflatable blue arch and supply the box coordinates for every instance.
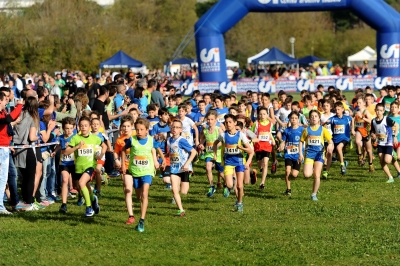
[195,0,400,82]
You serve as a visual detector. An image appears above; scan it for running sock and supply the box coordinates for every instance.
[81,187,91,207]
[89,189,95,202]
[340,162,344,166]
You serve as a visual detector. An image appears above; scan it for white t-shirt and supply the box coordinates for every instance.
[227,69,234,79]
[321,112,334,135]
[181,117,195,146]
[276,107,291,123]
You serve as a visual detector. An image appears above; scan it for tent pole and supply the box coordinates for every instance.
[99,68,102,76]
[296,64,299,78]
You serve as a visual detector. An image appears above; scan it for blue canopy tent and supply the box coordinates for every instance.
[298,55,329,66]
[99,50,144,75]
[251,47,298,65]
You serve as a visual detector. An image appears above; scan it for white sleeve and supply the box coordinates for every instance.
[239,132,250,144]
[217,133,225,143]
[187,117,195,127]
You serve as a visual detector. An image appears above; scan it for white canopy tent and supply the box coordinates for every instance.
[226,59,239,68]
[347,46,377,67]
[247,48,270,64]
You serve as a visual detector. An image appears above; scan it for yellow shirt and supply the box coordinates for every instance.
[300,125,332,143]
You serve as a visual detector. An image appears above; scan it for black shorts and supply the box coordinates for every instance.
[378,145,393,155]
[284,159,301,171]
[35,147,43,163]
[172,172,190,182]
[334,140,349,152]
[160,166,171,178]
[362,136,371,142]
[60,165,75,175]
[73,167,94,181]
[256,151,271,161]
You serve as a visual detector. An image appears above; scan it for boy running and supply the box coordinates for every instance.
[371,103,399,183]
[198,110,224,197]
[167,120,197,216]
[213,114,254,212]
[65,117,106,217]
[56,117,77,213]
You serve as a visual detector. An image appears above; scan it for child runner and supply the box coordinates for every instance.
[215,95,228,129]
[150,107,172,188]
[146,104,160,131]
[351,97,374,171]
[56,117,77,213]
[324,102,352,177]
[214,114,253,212]
[121,118,160,232]
[299,110,333,201]
[387,102,400,178]
[65,117,106,217]
[371,103,399,183]
[167,120,197,216]
[278,111,304,196]
[91,117,112,196]
[177,104,199,148]
[382,86,396,115]
[114,115,136,224]
[251,107,275,190]
[275,98,292,142]
[198,110,224,197]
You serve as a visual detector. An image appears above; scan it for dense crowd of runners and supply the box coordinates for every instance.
[0,70,398,232]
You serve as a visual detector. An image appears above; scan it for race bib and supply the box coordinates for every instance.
[287,145,299,155]
[355,121,364,128]
[225,144,239,155]
[171,153,180,163]
[62,153,74,162]
[385,103,390,111]
[149,121,157,130]
[217,115,225,123]
[134,155,149,167]
[377,133,387,142]
[206,142,214,152]
[184,132,191,140]
[78,145,94,157]
[259,132,270,142]
[95,145,102,157]
[126,154,130,161]
[308,136,321,146]
[334,125,345,134]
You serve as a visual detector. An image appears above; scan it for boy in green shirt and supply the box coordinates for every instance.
[65,117,107,217]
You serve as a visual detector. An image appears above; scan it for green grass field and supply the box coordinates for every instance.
[2,147,400,265]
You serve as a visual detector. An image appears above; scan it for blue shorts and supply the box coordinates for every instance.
[378,145,393,156]
[205,157,224,172]
[133,175,153,189]
[224,165,245,176]
[305,150,324,164]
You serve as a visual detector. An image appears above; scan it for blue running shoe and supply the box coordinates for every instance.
[207,186,216,197]
[77,195,85,206]
[136,220,145,232]
[165,184,172,190]
[236,203,243,212]
[223,187,230,198]
[85,206,94,217]
[344,161,349,167]
[311,194,318,201]
[91,195,100,214]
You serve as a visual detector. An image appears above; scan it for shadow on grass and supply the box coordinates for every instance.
[17,211,103,225]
